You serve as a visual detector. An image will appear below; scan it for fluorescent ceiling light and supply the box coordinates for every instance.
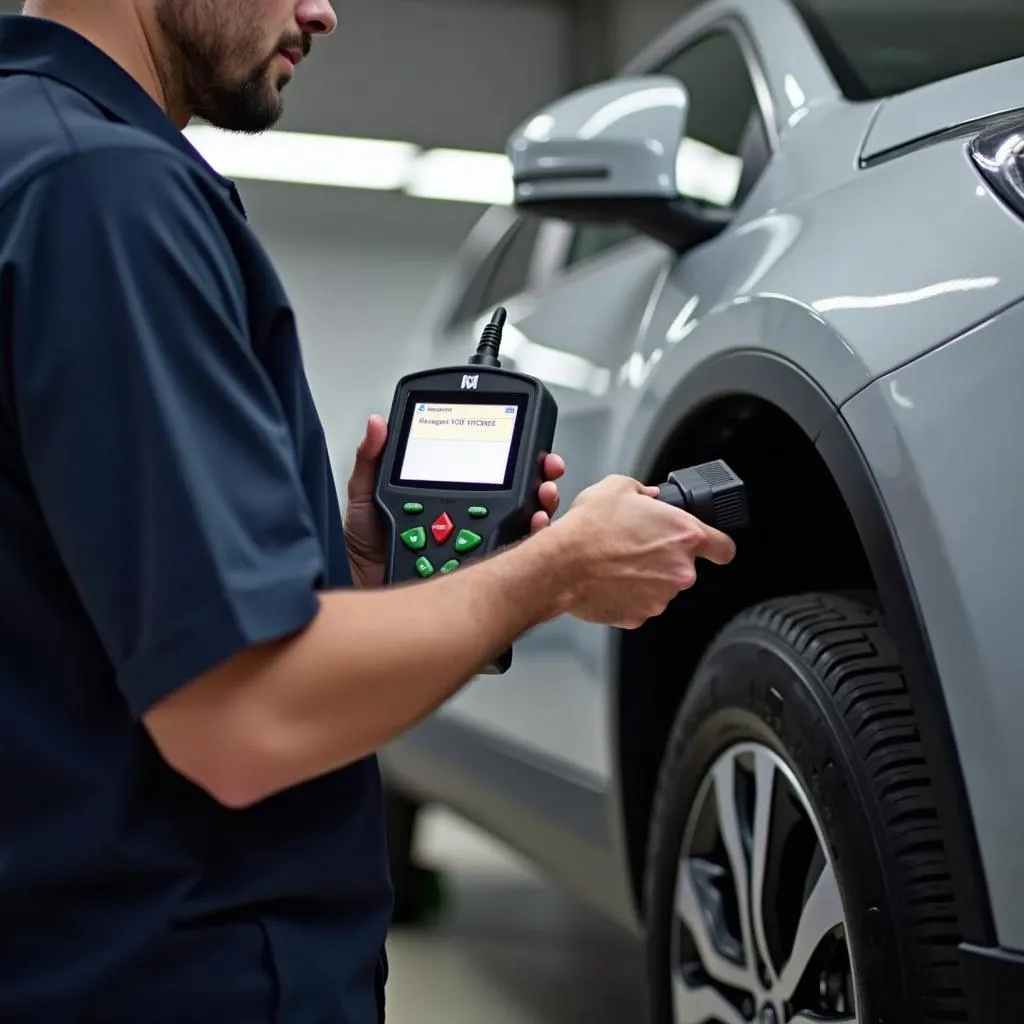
[405,148,514,206]
[184,125,513,205]
[185,125,417,190]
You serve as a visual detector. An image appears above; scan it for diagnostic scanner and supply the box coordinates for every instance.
[373,308,749,674]
[373,307,558,674]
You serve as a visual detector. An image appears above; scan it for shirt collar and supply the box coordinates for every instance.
[0,14,243,210]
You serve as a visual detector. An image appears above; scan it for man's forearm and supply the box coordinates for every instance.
[146,524,579,807]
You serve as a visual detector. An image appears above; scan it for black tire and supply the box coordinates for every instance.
[645,592,966,1024]
[385,788,446,926]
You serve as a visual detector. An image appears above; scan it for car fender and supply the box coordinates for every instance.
[602,334,995,945]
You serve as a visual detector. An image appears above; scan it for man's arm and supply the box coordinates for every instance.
[7,146,590,810]
[145,525,578,807]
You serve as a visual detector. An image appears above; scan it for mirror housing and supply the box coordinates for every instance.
[507,75,732,251]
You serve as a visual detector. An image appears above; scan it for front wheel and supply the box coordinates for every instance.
[644,593,966,1023]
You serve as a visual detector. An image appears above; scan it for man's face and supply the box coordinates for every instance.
[155,0,337,133]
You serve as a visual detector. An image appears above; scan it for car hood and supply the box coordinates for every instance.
[861,55,1024,162]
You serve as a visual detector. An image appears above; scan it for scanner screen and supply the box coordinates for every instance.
[399,400,520,486]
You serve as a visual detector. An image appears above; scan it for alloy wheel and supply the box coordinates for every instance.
[670,742,859,1024]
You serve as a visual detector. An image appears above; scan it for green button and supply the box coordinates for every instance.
[415,556,435,578]
[403,502,424,515]
[439,559,460,574]
[467,506,489,519]
[400,526,427,551]
[454,529,482,554]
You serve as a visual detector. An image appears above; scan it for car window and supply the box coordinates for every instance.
[564,222,638,267]
[793,0,1024,101]
[563,28,767,271]
[476,216,542,314]
[448,215,543,328]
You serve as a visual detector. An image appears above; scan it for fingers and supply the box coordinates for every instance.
[347,414,388,498]
[691,521,737,566]
[655,501,735,567]
[542,453,566,482]
[538,479,560,518]
[530,509,550,534]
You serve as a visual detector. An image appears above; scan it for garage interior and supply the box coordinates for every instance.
[14,0,1018,1020]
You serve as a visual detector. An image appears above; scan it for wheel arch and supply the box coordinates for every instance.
[606,348,995,946]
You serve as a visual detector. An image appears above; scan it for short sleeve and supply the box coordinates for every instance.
[6,147,325,717]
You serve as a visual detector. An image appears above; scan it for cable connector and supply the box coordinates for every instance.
[469,307,506,367]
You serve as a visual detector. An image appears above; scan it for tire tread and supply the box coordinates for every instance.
[645,591,967,1022]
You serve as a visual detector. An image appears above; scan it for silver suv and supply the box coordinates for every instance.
[380,1,1024,1021]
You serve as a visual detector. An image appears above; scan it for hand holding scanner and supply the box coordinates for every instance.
[373,306,749,675]
[373,308,558,674]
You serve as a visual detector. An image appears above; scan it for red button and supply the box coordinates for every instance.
[431,513,454,545]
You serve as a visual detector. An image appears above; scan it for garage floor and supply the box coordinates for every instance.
[385,808,647,1023]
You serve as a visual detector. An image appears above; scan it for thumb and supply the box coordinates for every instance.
[348,414,388,497]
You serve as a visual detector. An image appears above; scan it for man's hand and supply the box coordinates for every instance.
[343,413,566,588]
[552,474,736,629]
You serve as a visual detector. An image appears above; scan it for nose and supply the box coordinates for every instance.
[296,0,337,35]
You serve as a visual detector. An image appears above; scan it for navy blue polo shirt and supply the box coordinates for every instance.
[0,15,391,1023]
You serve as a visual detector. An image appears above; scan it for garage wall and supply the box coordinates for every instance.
[280,0,569,151]
[239,180,485,471]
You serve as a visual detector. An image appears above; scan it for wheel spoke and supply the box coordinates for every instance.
[750,748,779,985]
[712,757,757,976]
[672,972,747,1024]
[671,744,858,1024]
[675,857,754,993]
[777,860,845,1000]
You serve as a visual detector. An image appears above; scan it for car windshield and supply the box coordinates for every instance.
[791,0,1024,100]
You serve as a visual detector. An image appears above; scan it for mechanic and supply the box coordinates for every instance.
[0,1,736,1021]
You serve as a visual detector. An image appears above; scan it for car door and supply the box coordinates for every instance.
[430,17,778,787]
[432,228,674,783]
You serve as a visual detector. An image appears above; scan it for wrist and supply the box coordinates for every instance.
[524,518,587,622]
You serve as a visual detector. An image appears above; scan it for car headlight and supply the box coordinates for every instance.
[970,121,1024,217]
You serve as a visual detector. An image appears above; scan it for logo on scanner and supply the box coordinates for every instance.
[460,374,479,390]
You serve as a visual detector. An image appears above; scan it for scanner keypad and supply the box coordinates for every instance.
[398,505,490,575]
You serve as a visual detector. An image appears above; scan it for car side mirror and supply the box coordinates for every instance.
[507,75,733,251]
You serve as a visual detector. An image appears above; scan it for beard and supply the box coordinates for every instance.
[155,0,309,133]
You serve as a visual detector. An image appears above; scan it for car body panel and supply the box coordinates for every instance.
[861,54,1024,161]
[637,130,1024,403]
[842,298,1024,950]
[424,238,673,780]
[377,0,1024,975]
